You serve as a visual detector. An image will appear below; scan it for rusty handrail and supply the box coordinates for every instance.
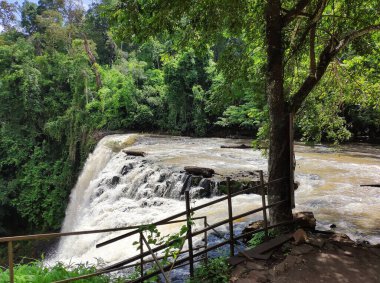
[124,220,294,283]
[96,176,288,248]
[0,217,206,243]
[141,233,170,283]
[0,216,206,283]
[3,174,290,283]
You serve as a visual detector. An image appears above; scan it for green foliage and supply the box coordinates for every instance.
[0,0,379,261]
[134,223,189,264]
[130,221,192,281]
[248,229,279,248]
[163,50,210,135]
[0,260,126,283]
[187,257,231,283]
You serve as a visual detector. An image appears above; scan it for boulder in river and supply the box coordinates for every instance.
[123,150,146,157]
[190,186,211,198]
[121,164,133,175]
[220,144,252,149]
[184,166,215,178]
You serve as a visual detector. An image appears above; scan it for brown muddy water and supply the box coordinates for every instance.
[49,135,380,266]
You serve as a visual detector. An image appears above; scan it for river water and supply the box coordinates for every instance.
[49,134,380,267]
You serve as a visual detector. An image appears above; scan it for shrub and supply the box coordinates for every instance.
[187,257,231,283]
[0,261,126,283]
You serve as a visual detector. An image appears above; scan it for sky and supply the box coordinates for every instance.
[1,0,98,31]
[6,0,96,10]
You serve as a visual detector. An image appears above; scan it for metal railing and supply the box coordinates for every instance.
[0,170,291,283]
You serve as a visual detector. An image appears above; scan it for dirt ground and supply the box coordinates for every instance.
[230,232,380,283]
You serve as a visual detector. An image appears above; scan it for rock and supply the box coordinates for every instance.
[330,224,336,228]
[190,176,202,186]
[123,150,145,157]
[199,178,211,190]
[241,220,264,242]
[157,173,167,182]
[184,166,215,178]
[294,181,300,191]
[153,200,163,206]
[189,186,210,198]
[293,229,308,245]
[355,240,371,247]
[95,188,104,197]
[308,237,326,248]
[221,144,253,149]
[218,179,249,194]
[110,176,120,186]
[120,164,133,175]
[329,233,355,245]
[293,211,316,230]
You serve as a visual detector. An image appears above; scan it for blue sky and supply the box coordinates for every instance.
[6,0,96,9]
[1,0,98,31]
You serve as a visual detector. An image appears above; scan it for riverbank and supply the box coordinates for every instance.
[230,229,380,283]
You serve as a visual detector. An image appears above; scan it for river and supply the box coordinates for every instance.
[49,134,380,268]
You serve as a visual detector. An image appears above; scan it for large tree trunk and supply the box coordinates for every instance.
[265,0,293,225]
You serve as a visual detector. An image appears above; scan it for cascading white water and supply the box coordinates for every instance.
[51,134,265,265]
[50,134,380,267]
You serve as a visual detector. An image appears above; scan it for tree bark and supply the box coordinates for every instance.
[266,0,293,225]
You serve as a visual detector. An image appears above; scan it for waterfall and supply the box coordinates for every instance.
[51,134,264,265]
[50,134,380,266]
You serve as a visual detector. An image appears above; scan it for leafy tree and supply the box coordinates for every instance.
[0,0,17,31]
[163,50,210,135]
[84,2,116,65]
[106,0,380,224]
[21,1,38,34]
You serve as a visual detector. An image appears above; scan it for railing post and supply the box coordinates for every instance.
[226,177,234,257]
[203,216,208,264]
[259,171,269,240]
[185,190,194,278]
[141,234,170,283]
[139,232,144,279]
[8,241,14,283]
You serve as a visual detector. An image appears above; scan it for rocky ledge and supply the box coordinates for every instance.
[231,212,380,283]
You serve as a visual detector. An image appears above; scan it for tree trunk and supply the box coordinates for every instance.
[265,0,293,225]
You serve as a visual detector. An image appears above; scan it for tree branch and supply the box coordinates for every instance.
[282,0,311,26]
[290,23,380,112]
[309,24,316,77]
[285,0,328,65]
[336,24,380,52]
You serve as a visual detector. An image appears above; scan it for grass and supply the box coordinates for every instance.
[0,261,127,283]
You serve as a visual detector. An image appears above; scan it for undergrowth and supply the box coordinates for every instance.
[187,257,231,283]
[248,229,279,248]
[0,261,126,283]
